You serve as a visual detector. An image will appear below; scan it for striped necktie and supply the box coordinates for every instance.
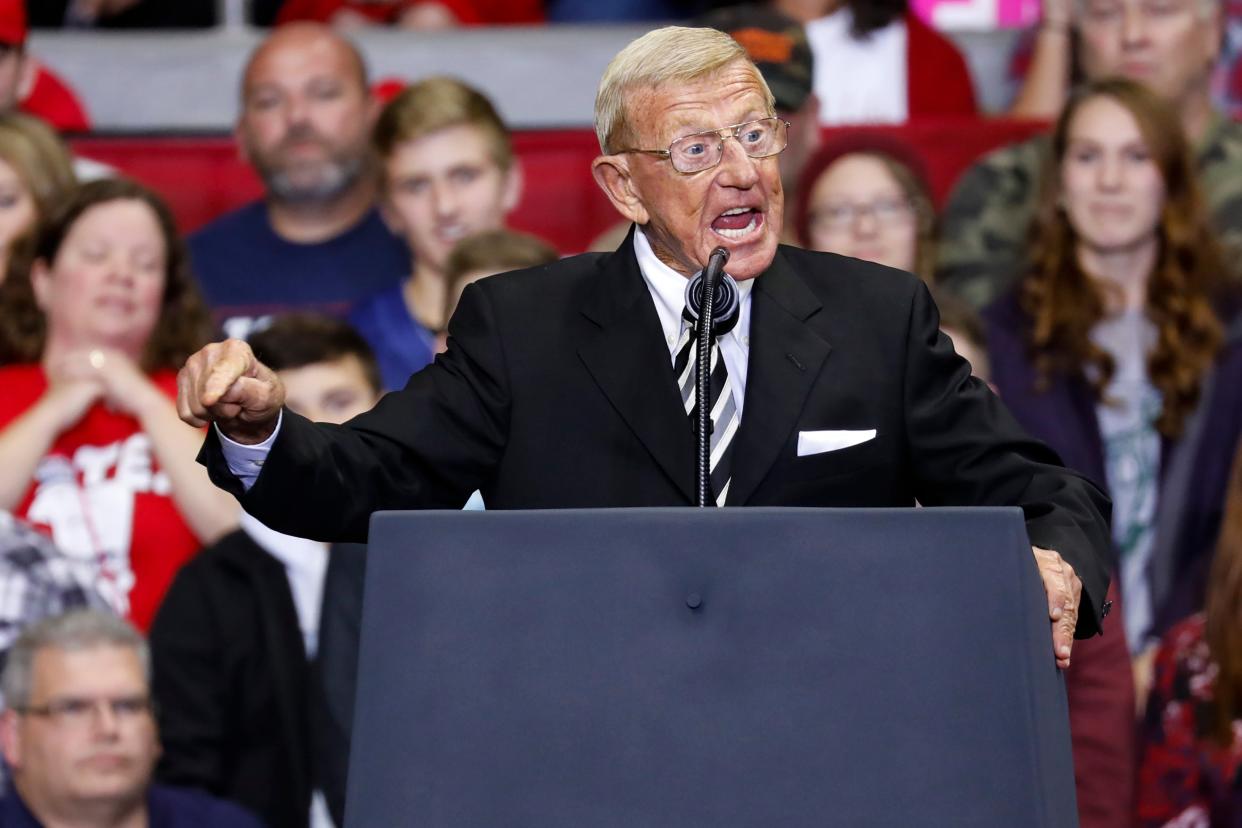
[672,274,740,507]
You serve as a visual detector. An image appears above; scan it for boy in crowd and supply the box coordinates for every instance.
[349,77,532,391]
[149,314,381,828]
[435,228,560,353]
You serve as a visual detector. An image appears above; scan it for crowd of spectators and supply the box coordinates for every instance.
[0,0,1239,825]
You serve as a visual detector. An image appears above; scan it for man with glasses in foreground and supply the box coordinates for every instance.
[179,26,1112,670]
[0,610,260,827]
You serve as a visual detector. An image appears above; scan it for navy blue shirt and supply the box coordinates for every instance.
[189,200,410,340]
[0,784,263,827]
[348,281,437,391]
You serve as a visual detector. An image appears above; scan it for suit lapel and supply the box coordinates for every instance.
[577,229,695,503]
[727,249,833,506]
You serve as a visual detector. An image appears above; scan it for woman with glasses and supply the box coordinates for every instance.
[793,132,936,280]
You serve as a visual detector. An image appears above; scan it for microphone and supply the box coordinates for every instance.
[693,246,730,508]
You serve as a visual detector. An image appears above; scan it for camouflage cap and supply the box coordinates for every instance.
[693,4,814,114]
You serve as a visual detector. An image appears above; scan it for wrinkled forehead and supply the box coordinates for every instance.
[624,64,773,146]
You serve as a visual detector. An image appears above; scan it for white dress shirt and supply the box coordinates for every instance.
[220,229,754,488]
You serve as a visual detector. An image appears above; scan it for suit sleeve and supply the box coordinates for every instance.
[901,280,1113,636]
[149,564,229,793]
[200,280,512,542]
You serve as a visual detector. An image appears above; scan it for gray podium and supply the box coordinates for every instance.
[345,507,1077,827]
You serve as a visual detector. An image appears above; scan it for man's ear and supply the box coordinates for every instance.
[591,154,648,226]
[501,159,523,214]
[1,710,22,770]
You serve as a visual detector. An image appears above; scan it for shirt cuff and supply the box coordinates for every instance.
[215,411,282,492]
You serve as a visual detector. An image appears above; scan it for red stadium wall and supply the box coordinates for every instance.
[69,118,1048,255]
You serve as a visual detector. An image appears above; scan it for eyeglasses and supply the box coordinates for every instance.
[17,695,155,728]
[810,197,917,232]
[618,117,790,174]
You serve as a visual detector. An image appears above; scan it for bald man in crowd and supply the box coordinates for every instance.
[189,22,409,340]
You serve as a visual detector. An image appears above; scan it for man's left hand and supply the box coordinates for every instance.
[1032,546,1081,670]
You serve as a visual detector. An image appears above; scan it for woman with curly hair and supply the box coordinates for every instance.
[984,74,1238,690]
[0,178,238,630]
[982,76,1240,828]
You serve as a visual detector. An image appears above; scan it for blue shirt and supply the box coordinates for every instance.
[189,201,410,341]
[348,281,438,392]
[0,784,263,827]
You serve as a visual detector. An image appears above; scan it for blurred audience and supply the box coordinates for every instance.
[0,609,262,827]
[0,113,75,282]
[938,0,1242,308]
[349,77,525,391]
[772,0,975,124]
[152,314,381,828]
[188,22,408,340]
[27,0,216,28]
[1136,442,1242,827]
[275,0,543,27]
[0,0,89,133]
[982,79,1236,727]
[695,5,819,223]
[438,228,560,352]
[793,132,934,279]
[0,179,237,631]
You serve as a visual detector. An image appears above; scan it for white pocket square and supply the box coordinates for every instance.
[797,429,877,457]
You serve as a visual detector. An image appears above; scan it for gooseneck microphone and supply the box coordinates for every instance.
[690,246,732,507]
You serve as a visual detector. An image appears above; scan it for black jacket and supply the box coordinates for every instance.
[150,530,316,828]
[203,235,1113,634]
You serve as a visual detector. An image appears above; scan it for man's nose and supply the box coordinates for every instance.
[91,701,121,737]
[432,179,460,218]
[285,94,312,127]
[715,136,759,187]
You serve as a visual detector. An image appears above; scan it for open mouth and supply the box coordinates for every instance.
[711,207,763,241]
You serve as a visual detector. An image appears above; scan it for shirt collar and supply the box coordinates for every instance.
[632,227,753,350]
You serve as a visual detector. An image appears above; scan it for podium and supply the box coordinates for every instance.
[345,508,1077,827]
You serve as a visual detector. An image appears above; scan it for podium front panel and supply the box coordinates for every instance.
[347,507,1077,827]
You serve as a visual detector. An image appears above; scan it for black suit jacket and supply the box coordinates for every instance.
[204,235,1112,633]
[150,530,317,828]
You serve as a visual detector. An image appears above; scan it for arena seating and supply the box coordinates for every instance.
[70,117,1048,254]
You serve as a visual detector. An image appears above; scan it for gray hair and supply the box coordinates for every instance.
[594,26,776,154]
[1,610,149,710]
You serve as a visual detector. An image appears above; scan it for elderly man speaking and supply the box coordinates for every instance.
[177,26,1111,667]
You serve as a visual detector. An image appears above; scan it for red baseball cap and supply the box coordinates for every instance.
[0,0,26,47]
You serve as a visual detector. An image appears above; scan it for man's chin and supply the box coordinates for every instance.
[707,237,778,281]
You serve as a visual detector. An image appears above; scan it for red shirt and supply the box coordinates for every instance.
[0,365,201,630]
[21,64,91,134]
